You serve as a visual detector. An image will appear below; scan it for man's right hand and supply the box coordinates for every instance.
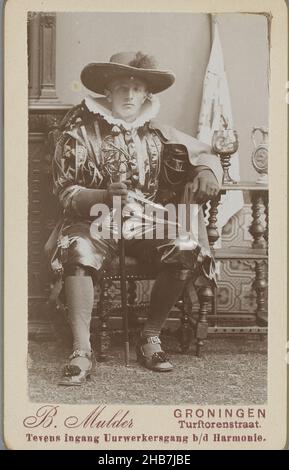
[105,182,129,207]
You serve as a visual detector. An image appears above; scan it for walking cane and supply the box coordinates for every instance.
[119,197,130,367]
[106,161,130,366]
[119,232,129,366]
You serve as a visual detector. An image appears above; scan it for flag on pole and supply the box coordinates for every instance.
[197,18,244,237]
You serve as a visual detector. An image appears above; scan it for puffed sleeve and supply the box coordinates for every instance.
[52,131,107,215]
[52,133,83,210]
[152,123,223,186]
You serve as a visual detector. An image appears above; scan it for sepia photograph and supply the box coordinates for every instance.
[27,10,269,404]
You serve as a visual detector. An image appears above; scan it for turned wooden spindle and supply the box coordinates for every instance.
[196,285,214,357]
[127,279,140,328]
[253,261,268,325]
[176,288,194,353]
[249,192,266,248]
[207,194,221,248]
[127,279,137,306]
[262,192,269,245]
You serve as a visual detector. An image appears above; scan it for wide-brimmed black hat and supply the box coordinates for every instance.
[80,51,175,95]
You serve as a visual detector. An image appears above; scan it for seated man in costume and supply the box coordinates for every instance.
[45,51,222,386]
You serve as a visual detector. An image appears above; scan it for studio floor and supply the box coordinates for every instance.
[28,333,267,405]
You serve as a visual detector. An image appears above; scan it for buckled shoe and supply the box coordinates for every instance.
[58,349,93,386]
[136,335,173,372]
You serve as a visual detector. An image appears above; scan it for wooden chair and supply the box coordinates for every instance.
[89,255,214,361]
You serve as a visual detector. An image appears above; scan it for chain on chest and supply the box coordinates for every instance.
[99,125,163,190]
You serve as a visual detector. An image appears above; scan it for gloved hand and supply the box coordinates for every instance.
[71,181,130,217]
[186,169,220,204]
[105,182,129,207]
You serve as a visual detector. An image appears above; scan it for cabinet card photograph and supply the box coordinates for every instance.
[4,0,288,450]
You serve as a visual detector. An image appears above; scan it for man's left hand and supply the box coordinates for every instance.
[187,169,220,204]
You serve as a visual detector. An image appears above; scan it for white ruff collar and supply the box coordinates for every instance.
[84,94,160,130]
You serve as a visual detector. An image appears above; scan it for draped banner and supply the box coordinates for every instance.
[197,18,244,242]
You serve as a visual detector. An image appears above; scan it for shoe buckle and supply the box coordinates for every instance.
[147,336,161,345]
[69,349,92,360]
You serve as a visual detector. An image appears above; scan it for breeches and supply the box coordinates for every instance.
[53,218,215,283]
